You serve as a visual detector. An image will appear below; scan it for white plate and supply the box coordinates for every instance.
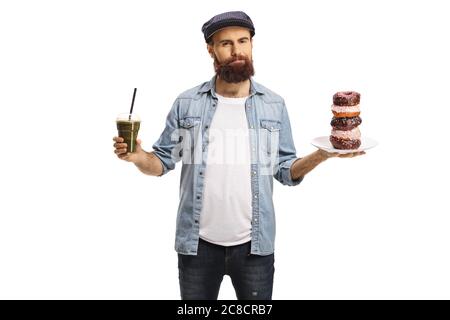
[311,136,378,154]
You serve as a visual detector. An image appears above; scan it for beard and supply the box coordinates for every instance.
[214,54,255,83]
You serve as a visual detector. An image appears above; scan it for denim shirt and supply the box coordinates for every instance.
[152,76,303,256]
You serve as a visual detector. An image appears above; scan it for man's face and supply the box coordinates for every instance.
[207,27,254,83]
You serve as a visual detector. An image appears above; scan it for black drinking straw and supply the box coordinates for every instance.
[129,88,137,120]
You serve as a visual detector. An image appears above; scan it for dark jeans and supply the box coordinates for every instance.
[178,238,274,300]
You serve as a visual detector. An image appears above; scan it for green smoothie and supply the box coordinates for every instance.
[116,113,140,153]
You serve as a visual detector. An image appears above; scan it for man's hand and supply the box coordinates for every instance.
[317,149,366,159]
[113,137,164,176]
[290,149,366,180]
[113,136,146,164]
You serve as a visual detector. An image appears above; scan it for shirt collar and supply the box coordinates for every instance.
[198,76,265,96]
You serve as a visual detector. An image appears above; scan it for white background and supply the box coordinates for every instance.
[1,0,449,299]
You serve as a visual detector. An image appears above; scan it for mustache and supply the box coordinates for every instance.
[220,54,250,66]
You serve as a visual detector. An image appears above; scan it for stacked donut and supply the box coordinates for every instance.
[329,91,362,149]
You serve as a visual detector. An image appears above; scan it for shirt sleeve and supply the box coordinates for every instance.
[151,98,181,176]
[273,101,303,186]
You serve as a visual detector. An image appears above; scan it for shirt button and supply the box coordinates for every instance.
[205,125,209,129]
[254,218,258,222]
[250,125,254,129]
[199,171,203,175]
[197,196,201,200]
[252,171,256,175]
[254,194,258,199]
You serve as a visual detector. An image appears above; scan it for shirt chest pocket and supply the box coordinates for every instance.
[179,116,201,151]
[260,119,281,154]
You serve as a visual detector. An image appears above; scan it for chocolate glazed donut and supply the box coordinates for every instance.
[330,136,361,149]
[330,116,362,131]
[333,91,360,106]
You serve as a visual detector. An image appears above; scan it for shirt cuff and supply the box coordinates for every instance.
[151,151,169,177]
[280,158,303,186]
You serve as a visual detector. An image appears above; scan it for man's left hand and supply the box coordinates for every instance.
[318,149,366,159]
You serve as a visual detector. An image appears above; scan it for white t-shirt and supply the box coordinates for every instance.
[199,94,252,246]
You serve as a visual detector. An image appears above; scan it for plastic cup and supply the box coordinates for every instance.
[116,113,140,153]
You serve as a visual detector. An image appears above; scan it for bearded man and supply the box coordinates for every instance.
[113,11,364,300]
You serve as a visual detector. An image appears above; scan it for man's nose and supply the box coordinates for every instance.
[231,44,242,56]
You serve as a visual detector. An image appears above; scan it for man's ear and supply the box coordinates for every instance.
[207,44,214,58]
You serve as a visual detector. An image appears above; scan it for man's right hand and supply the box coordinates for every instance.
[113,136,145,163]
